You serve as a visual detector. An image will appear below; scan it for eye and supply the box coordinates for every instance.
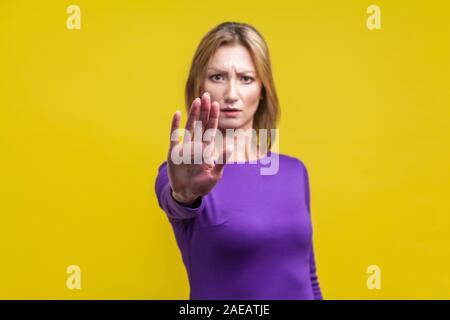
[241,76,254,84]
[210,74,224,82]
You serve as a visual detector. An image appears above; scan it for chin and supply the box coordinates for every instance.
[218,119,243,130]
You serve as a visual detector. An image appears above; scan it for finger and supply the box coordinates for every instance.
[169,110,181,151]
[199,92,211,133]
[205,101,220,142]
[184,97,201,144]
[212,146,233,177]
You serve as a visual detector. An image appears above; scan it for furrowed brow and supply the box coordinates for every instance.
[206,67,256,75]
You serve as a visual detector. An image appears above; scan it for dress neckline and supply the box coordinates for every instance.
[223,151,276,165]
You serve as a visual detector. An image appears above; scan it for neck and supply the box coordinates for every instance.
[213,131,267,163]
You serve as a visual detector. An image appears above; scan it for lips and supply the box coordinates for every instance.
[220,108,242,118]
[221,108,242,112]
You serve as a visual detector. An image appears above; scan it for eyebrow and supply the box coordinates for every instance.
[206,67,256,75]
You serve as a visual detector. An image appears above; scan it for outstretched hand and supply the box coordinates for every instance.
[167,92,231,205]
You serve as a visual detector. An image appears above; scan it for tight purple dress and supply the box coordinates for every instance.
[155,152,323,300]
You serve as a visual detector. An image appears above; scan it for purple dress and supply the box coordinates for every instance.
[155,152,323,300]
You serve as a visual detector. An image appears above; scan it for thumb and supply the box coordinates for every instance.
[212,147,233,177]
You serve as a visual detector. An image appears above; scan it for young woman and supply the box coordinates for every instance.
[155,22,322,300]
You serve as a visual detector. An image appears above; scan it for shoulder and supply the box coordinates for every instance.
[157,160,168,173]
[273,153,310,186]
[276,152,308,172]
[155,160,169,190]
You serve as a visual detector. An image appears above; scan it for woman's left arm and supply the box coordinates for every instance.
[299,158,323,300]
[309,244,323,300]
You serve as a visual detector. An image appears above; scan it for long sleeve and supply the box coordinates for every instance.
[154,161,206,222]
[301,160,324,300]
[309,244,323,300]
[155,154,323,299]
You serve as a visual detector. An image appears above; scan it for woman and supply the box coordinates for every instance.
[155,22,322,300]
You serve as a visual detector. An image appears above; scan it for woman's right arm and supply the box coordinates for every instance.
[155,92,230,221]
[155,162,206,221]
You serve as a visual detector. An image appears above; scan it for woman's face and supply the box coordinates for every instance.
[203,43,262,131]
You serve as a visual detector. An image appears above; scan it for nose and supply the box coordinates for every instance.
[224,79,239,105]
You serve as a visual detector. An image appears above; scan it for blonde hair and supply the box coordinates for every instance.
[185,22,280,151]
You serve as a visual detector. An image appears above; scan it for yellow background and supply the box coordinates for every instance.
[1,0,449,299]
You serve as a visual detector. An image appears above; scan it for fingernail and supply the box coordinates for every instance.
[204,92,210,97]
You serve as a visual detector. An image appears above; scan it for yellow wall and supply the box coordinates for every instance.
[1,0,449,299]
